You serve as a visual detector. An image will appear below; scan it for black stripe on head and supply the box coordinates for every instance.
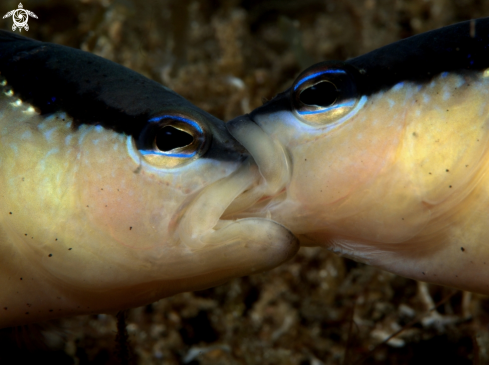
[251,17,489,119]
[347,17,489,96]
[0,31,193,140]
[0,31,247,162]
[248,89,292,120]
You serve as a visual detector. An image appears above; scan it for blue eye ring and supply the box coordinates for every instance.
[136,112,209,168]
[293,69,347,92]
[291,62,361,127]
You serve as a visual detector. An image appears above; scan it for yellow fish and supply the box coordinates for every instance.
[0,31,298,328]
[227,18,489,295]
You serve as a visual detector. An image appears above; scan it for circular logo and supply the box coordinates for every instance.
[12,8,29,31]
[2,3,38,32]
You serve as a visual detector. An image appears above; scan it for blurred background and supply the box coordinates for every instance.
[1,0,489,364]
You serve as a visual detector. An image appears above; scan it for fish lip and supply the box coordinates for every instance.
[227,113,291,191]
[226,114,254,133]
[224,114,290,217]
[168,156,262,242]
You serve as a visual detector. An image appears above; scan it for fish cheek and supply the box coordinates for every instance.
[285,93,407,229]
[286,75,489,248]
[78,172,164,250]
[28,132,189,291]
[76,137,181,251]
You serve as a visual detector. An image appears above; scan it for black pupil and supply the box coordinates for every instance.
[155,126,194,151]
[299,82,338,107]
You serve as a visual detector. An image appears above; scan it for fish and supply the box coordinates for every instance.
[226,18,489,295]
[0,30,298,329]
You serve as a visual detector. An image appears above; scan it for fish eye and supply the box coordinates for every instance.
[136,113,209,168]
[299,81,338,107]
[291,62,361,127]
[155,126,194,151]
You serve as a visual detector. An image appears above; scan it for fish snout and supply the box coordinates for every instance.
[227,114,290,197]
[203,118,250,163]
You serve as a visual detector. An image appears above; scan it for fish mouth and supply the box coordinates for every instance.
[169,114,291,249]
[170,153,290,252]
[222,114,291,217]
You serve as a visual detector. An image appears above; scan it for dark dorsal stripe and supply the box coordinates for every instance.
[0,31,249,162]
[347,17,489,96]
[250,17,489,117]
[0,30,192,139]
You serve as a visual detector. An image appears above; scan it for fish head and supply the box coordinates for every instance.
[227,60,399,248]
[227,18,489,294]
[0,31,298,327]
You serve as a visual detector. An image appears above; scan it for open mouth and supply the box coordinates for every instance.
[169,114,291,248]
[221,185,287,220]
[226,114,290,198]
[222,114,291,219]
